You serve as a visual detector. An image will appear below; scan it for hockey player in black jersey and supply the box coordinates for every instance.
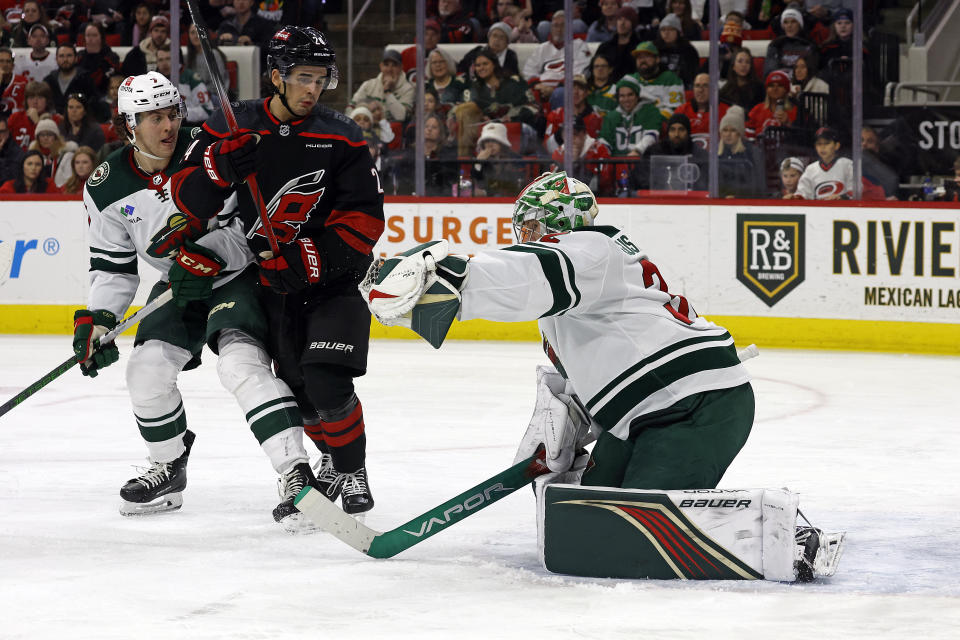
[170,26,385,521]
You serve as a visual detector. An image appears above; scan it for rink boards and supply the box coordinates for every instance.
[1,197,959,354]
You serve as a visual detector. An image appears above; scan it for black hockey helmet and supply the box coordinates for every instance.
[267,26,338,90]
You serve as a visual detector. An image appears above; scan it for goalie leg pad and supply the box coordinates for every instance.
[538,485,811,581]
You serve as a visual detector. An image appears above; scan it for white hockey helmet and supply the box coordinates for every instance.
[116,71,185,133]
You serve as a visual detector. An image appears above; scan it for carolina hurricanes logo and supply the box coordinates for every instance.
[249,169,326,243]
[815,180,845,198]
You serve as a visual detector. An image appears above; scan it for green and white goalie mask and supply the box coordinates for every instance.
[512,172,599,243]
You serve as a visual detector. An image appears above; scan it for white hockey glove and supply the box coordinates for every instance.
[514,365,591,473]
[360,239,450,325]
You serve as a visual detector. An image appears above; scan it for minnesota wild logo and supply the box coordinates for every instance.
[146,212,204,258]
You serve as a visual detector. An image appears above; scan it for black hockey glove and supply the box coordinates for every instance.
[72,309,119,377]
[202,133,259,188]
[258,238,323,293]
[167,240,226,308]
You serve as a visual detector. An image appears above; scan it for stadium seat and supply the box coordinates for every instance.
[504,122,523,153]
[754,57,765,78]
[743,28,775,40]
[388,121,403,150]
[226,60,238,92]
[105,34,122,47]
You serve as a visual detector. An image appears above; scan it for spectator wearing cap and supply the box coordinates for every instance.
[401,19,441,79]
[777,156,805,198]
[425,49,466,116]
[434,0,481,43]
[7,81,61,150]
[588,0,623,43]
[764,7,818,76]
[348,49,415,123]
[543,74,603,153]
[596,6,641,82]
[638,111,707,190]
[59,92,106,152]
[818,8,869,72]
[457,21,520,81]
[121,15,171,77]
[77,22,122,97]
[10,1,51,48]
[598,75,663,157]
[13,24,58,84]
[653,13,700,89]
[522,11,592,101]
[718,48,764,110]
[630,41,685,117]
[469,121,525,197]
[550,115,616,196]
[586,53,618,117]
[745,70,797,139]
[28,115,77,188]
[676,72,729,150]
[43,45,104,118]
[796,126,853,200]
[716,105,763,198]
[665,0,705,42]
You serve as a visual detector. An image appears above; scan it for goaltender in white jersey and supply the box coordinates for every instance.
[362,171,845,581]
[76,72,315,527]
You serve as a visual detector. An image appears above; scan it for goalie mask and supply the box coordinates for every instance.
[512,172,599,243]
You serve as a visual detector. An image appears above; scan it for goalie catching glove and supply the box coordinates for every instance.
[515,365,592,473]
[72,309,119,377]
[359,239,468,348]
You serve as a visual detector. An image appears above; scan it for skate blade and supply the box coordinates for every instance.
[813,531,846,578]
[119,492,183,517]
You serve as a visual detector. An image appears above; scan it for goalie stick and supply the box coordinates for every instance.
[0,289,173,419]
[294,344,759,557]
[294,449,554,558]
[182,0,280,256]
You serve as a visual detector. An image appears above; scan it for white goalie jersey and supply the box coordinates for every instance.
[459,226,751,440]
[83,135,253,318]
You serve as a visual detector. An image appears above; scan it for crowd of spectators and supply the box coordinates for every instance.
[0,0,932,201]
[358,0,908,200]
[0,0,321,193]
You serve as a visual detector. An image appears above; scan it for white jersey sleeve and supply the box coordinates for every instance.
[83,184,140,317]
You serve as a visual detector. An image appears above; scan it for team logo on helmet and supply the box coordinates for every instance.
[87,162,110,187]
[274,29,290,41]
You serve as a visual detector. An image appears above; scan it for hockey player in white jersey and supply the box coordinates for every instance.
[794,126,853,200]
[362,171,845,581]
[75,72,317,528]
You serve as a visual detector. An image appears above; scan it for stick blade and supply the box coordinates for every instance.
[294,486,380,555]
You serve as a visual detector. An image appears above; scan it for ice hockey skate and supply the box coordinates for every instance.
[312,453,344,502]
[273,462,320,534]
[795,525,846,582]
[340,467,374,517]
[119,430,196,516]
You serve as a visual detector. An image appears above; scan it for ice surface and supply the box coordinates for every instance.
[1,336,959,639]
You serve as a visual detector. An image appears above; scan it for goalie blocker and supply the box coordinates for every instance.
[537,484,845,582]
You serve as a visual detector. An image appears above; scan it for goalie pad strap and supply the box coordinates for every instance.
[537,485,799,581]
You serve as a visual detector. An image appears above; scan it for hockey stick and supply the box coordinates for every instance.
[0,289,173,419]
[182,0,280,256]
[295,450,554,558]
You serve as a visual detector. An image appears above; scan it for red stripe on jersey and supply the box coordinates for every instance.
[321,402,365,447]
[170,166,200,216]
[201,122,267,139]
[298,132,367,147]
[327,208,384,252]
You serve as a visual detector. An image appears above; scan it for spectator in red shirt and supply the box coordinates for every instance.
[0,47,29,113]
[0,149,59,193]
[745,69,796,140]
[434,0,481,43]
[401,19,441,79]
[543,74,603,153]
[676,72,729,150]
[8,81,61,150]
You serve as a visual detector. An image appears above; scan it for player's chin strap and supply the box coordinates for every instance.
[127,131,166,162]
